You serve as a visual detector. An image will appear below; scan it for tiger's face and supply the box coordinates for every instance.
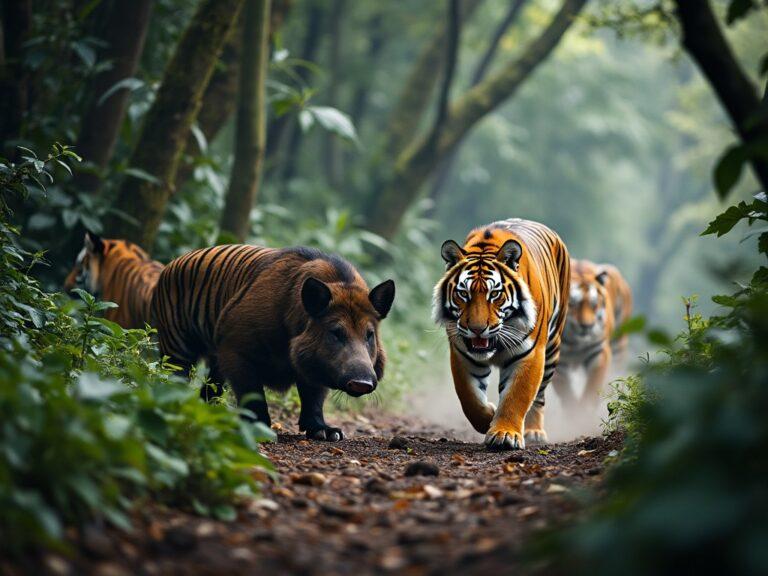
[433,238,537,361]
[564,263,609,345]
[64,231,105,297]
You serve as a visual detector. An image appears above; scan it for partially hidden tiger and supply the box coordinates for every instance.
[149,244,396,441]
[433,218,570,450]
[554,259,633,410]
[64,231,164,329]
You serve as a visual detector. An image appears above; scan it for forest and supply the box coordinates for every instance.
[0,0,766,574]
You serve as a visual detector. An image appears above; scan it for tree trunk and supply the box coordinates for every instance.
[220,0,271,242]
[0,0,31,151]
[366,0,588,240]
[322,0,346,189]
[174,0,292,192]
[73,0,154,194]
[428,0,527,209]
[349,12,385,129]
[104,0,243,249]
[378,0,482,165]
[278,0,325,183]
[674,0,768,193]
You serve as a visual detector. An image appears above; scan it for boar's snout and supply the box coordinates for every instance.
[345,378,376,397]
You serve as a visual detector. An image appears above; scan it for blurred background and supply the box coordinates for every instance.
[3,0,764,409]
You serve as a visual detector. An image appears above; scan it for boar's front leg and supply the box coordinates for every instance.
[297,381,343,441]
[217,349,271,426]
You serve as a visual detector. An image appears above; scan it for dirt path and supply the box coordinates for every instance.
[44,414,619,576]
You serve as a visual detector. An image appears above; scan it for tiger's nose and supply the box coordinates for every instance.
[468,323,486,337]
[580,322,595,334]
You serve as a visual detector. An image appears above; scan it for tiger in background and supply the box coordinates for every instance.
[553,259,633,410]
[434,218,570,450]
[64,231,164,329]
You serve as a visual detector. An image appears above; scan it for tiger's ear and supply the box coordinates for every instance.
[496,239,522,270]
[596,269,609,286]
[441,240,465,268]
[84,230,105,256]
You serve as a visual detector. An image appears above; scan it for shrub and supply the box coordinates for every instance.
[0,146,273,555]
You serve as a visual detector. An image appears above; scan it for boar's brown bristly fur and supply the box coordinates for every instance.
[150,245,395,441]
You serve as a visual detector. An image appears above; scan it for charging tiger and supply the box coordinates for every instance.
[554,259,633,410]
[64,231,164,329]
[433,218,570,450]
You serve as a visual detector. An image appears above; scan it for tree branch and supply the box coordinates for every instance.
[366,0,587,240]
[674,0,768,192]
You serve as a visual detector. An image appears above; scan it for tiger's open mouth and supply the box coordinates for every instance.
[464,337,495,353]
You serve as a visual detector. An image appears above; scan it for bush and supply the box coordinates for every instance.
[536,194,768,575]
[0,146,273,555]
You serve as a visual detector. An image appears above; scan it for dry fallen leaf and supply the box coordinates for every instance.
[577,449,596,456]
[292,472,327,487]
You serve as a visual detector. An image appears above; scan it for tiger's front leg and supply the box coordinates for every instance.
[485,348,545,450]
[450,347,495,434]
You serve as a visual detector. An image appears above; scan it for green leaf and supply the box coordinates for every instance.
[614,315,646,339]
[702,202,750,237]
[123,167,160,185]
[72,41,96,67]
[713,145,746,199]
[97,77,144,106]
[75,373,125,401]
[712,294,740,308]
[298,109,314,132]
[647,329,671,346]
[305,106,359,143]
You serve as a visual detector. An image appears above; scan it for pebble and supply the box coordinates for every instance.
[388,436,409,449]
[505,453,526,463]
[163,526,197,551]
[292,472,327,486]
[365,477,389,494]
[82,526,113,559]
[404,461,439,477]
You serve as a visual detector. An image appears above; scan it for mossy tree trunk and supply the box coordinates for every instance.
[674,0,768,194]
[73,0,153,194]
[104,0,243,249]
[365,0,588,241]
[220,0,272,242]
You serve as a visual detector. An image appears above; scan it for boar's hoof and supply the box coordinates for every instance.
[307,427,345,442]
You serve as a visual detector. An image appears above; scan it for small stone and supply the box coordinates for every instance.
[292,472,327,486]
[319,502,360,520]
[195,522,217,538]
[404,461,439,477]
[388,436,409,450]
[505,453,525,463]
[93,563,131,576]
[163,526,197,551]
[248,498,280,512]
[546,484,568,494]
[82,526,113,559]
[252,528,275,541]
[422,484,444,499]
[365,477,389,494]
[497,493,524,507]
[586,466,602,476]
[231,547,255,562]
[43,555,71,576]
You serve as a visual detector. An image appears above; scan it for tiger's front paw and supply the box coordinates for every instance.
[484,426,524,450]
[524,428,547,445]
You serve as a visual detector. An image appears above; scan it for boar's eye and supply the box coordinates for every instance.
[366,329,374,344]
[331,327,347,343]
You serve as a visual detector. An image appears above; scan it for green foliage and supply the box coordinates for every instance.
[0,147,272,555]
[537,191,768,574]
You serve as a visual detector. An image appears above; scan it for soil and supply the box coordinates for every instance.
[28,413,621,576]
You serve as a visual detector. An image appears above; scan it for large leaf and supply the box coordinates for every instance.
[304,106,359,143]
[97,77,145,106]
[713,145,746,199]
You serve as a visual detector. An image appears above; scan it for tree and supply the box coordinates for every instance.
[220,0,272,242]
[428,0,528,207]
[365,0,589,240]
[673,0,768,196]
[0,0,32,151]
[73,0,154,194]
[104,0,243,249]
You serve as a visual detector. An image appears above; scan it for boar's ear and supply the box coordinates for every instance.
[301,277,332,316]
[441,240,464,268]
[369,279,395,319]
[84,230,105,256]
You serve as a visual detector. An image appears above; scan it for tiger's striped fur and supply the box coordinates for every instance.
[555,259,633,410]
[150,244,394,440]
[433,219,570,449]
[64,232,163,329]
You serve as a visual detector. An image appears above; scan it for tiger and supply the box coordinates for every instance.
[64,231,164,329]
[553,259,633,410]
[433,218,570,450]
[149,244,395,440]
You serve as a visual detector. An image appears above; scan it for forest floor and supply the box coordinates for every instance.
[32,412,620,576]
